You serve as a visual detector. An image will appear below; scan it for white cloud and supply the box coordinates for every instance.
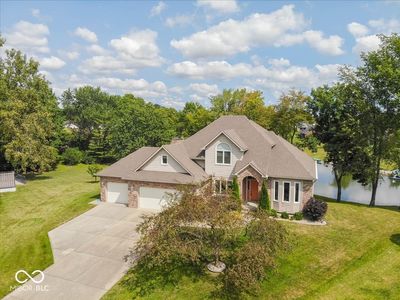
[80,55,138,75]
[197,0,239,14]
[190,83,219,97]
[171,5,307,58]
[347,22,369,37]
[268,58,291,67]
[109,29,162,66]
[168,59,339,96]
[32,9,40,18]
[86,44,108,55]
[165,15,193,27]
[65,51,79,60]
[40,56,66,70]
[74,27,98,43]
[368,18,400,33]
[80,29,163,75]
[150,1,166,16]
[348,18,399,54]
[4,21,50,53]
[276,30,344,56]
[168,60,254,80]
[171,5,343,58]
[352,35,381,54]
[96,77,168,98]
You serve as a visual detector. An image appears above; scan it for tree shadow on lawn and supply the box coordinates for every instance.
[24,174,52,181]
[120,261,215,298]
[390,234,400,246]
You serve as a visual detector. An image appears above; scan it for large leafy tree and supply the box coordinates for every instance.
[210,88,275,129]
[340,34,400,206]
[107,94,178,160]
[60,86,115,150]
[0,38,60,173]
[272,89,313,143]
[177,102,216,137]
[310,84,360,202]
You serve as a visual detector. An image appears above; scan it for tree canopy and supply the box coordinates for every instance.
[0,42,60,173]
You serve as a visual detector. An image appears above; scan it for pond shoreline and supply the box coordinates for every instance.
[315,164,400,207]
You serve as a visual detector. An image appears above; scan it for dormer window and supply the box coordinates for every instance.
[161,155,168,165]
[216,143,231,165]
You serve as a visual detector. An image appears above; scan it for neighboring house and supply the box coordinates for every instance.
[0,171,16,193]
[98,115,318,213]
[298,122,314,138]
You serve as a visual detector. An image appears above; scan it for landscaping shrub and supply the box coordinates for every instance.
[259,180,270,211]
[269,209,278,218]
[231,176,241,211]
[280,211,289,219]
[87,164,102,181]
[62,147,83,165]
[302,197,328,221]
[293,212,303,220]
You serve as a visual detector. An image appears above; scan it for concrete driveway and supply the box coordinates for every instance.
[5,203,155,300]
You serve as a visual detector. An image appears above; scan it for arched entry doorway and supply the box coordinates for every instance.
[242,176,259,202]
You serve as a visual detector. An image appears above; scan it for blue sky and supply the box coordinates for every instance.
[1,0,399,108]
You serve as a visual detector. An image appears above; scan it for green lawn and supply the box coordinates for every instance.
[0,164,100,298]
[103,196,400,300]
[304,146,397,171]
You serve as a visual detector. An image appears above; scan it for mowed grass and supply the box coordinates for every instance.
[103,196,400,300]
[304,145,396,171]
[0,164,100,298]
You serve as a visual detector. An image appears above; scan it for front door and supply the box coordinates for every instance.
[244,178,259,202]
[249,179,259,201]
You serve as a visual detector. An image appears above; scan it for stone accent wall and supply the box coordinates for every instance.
[100,176,179,208]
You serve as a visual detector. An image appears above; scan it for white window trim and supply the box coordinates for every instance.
[294,181,301,203]
[282,181,291,202]
[161,155,168,165]
[213,177,231,194]
[215,143,232,165]
[273,180,279,202]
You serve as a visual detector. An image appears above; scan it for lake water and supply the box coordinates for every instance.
[314,164,400,206]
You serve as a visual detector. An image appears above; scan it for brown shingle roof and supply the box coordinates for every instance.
[99,115,317,183]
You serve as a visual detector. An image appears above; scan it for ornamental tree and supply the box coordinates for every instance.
[126,180,288,298]
[259,180,270,211]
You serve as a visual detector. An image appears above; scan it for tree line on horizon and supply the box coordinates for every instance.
[0,34,399,206]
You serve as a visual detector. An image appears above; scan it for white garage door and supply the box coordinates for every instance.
[107,182,128,204]
[139,187,176,210]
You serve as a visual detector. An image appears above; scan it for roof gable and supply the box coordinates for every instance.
[135,145,193,176]
[201,130,248,152]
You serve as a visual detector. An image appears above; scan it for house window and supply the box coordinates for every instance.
[216,143,231,165]
[274,181,279,201]
[161,155,168,165]
[283,182,290,202]
[294,182,300,203]
[214,178,232,194]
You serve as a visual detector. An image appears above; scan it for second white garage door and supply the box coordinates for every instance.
[139,187,176,210]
